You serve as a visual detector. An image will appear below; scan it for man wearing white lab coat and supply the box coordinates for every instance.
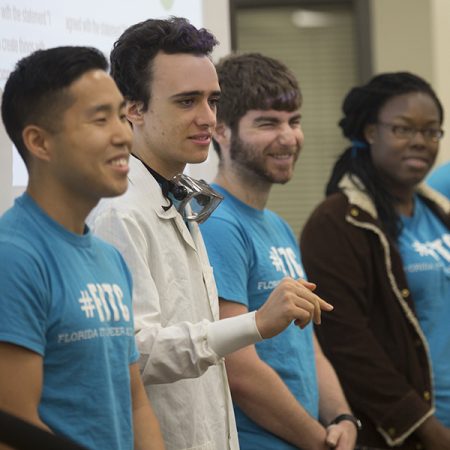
[89,17,332,450]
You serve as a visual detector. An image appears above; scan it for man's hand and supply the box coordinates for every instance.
[326,421,357,450]
[255,277,333,339]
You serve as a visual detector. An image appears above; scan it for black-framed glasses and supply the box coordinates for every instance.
[377,122,444,143]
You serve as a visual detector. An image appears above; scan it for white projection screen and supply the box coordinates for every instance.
[0,0,204,214]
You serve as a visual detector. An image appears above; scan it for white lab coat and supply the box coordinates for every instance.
[88,156,240,450]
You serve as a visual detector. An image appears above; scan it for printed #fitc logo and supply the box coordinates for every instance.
[78,283,130,322]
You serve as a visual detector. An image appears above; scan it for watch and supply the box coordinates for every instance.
[330,413,362,431]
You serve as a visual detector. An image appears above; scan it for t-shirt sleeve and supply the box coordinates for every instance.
[427,162,450,198]
[201,216,250,307]
[0,243,48,355]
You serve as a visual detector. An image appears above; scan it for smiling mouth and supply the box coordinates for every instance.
[190,134,211,141]
[403,157,430,168]
[270,154,294,159]
[267,152,297,162]
[109,157,129,167]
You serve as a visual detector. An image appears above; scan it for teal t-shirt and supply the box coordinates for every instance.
[201,185,318,450]
[399,195,450,426]
[0,194,139,450]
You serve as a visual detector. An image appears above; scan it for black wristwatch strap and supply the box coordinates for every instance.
[330,413,362,431]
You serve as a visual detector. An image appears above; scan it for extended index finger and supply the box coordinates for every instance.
[294,280,333,324]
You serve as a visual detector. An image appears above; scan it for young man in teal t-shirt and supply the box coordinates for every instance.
[201,53,358,450]
[0,46,164,450]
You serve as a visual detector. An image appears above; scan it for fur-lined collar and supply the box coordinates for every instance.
[338,174,450,219]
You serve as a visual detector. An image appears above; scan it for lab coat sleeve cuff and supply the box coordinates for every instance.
[207,311,263,357]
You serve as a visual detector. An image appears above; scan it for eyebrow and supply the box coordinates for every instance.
[170,90,221,100]
[391,114,440,123]
[86,100,127,116]
[253,113,302,124]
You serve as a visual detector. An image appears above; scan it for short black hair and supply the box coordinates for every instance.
[327,71,444,240]
[213,52,301,157]
[1,46,108,165]
[110,16,218,111]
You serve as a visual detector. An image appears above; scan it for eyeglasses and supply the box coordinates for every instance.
[376,122,444,143]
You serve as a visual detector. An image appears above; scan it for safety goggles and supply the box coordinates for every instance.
[170,173,223,224]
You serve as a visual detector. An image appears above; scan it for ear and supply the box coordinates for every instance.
[22,125,52,162]
[126,101,145,126]
[213,121,232,148]
[363,123,376,145]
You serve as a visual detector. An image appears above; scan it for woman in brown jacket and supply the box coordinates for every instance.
[301,72,450,450]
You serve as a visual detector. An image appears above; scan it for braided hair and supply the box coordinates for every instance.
[326,72,443,240]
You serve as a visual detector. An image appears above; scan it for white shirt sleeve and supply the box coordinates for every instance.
[207,311,262,357]
[89,205,262,385]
